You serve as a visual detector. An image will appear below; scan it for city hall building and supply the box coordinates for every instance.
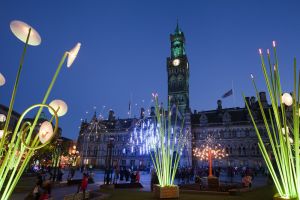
[77,24,269,170]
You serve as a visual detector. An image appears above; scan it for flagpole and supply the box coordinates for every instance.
[232,80,236,107]
[129,93,132,118]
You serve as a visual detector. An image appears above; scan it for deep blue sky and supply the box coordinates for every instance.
[1,0,300,139]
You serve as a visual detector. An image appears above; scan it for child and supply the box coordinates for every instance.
[78,173,89,198]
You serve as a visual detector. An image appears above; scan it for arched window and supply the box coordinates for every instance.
[251,146,255,155]
[242,147,246,155]
[177,75,184,89]
[170,76,176,88]
[94,147,97,156]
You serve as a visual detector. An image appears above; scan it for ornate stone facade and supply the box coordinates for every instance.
[191,94,269,169]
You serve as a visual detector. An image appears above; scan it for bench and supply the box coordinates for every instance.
[63,191,90,200]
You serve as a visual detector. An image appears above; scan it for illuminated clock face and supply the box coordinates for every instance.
[172,59,180,66]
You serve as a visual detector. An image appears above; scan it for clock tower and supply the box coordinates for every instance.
[167,22,192,167]
[167,22,190,115]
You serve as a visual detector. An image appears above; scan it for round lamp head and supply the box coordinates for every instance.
[38,121,53,144]
[0,73,5,86]
[0,114,6,122]
[49,99,68,117]
[282,93,293,106]
[282,127,289,135]
[10,20,41,46]
[67,43,81,67]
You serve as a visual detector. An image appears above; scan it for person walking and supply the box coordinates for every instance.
[77,173,89,199]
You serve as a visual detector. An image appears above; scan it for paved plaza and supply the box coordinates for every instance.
[10,169,270,199]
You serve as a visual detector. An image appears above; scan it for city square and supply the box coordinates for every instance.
[1,0,300,200]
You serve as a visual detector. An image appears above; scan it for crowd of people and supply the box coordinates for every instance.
[24,164,268,199]
[29,174,52,200]
[111,167,141,184]
[25,164,91,200]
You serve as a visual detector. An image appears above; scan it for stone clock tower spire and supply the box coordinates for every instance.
[167,22,190,115]
[167,22,192,167]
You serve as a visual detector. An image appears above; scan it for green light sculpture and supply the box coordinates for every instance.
[244,41,299,200]
[0,20,81,200]
[150,94,189,198]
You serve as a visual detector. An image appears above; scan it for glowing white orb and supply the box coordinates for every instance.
[67,43,81,67]
[0,73,5,86]
[49,99,68,117]
[282,127,289,135]
[282,93,293,106]
[10,20,41,46]
[0,114,6,122]
[38,121,53,144]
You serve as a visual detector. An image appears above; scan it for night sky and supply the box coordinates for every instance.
[1,0,300,139]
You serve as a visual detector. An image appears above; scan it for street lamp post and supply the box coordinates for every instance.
[52,138,63,182]
[70,145,80,167]
[104,137,114,185]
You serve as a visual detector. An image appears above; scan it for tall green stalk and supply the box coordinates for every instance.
[0,32,76,200]
[149,95,187,187]
[245,44,299,199]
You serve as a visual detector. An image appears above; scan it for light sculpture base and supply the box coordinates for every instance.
[273,194,297,200]
[207,176,219,190]
[154,185,179,199]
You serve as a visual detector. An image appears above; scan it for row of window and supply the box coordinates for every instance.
[84,134,128,143]
[193,130,260,139]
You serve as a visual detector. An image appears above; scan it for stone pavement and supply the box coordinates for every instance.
[10,170,150,200]
[10,170,268,199]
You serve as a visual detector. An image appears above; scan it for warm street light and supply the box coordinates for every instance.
[193,142,227,177]
[104,137,114,185]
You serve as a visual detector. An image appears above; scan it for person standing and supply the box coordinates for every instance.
[136,170,140,183]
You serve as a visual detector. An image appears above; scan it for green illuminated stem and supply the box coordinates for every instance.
[0,52,66,200]
[245,46,299,199]
[150,96,186,187]
[0,29,31,154]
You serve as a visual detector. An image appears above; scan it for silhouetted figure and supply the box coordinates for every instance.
[77,173,89,199]
[151,171,159,192]
[125,169,130,182]
[136,171,140,183]
[120,167,124,181]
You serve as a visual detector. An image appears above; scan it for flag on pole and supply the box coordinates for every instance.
[222,89,233,98]
[128,101,131,116]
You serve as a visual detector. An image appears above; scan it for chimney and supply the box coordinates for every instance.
[245,97,250,108]
[108,110,115,121]
[150,106,155,117]
[259,92,268,107]
[140,107,145,119]
[250,96,256,108]
[217,100,222,110]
